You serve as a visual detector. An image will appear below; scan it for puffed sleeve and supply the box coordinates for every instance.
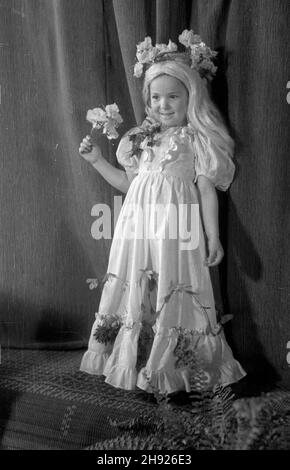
[116,130,140,177]
[193,131,235,191]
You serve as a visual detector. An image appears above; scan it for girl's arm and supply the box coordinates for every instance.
[196,175,224,267]
[79,136,130,194]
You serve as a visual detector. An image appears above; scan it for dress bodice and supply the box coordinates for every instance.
[137,126,196,181]
[116,123,236,191]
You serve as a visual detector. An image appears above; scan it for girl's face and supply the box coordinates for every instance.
[149,75,188,129]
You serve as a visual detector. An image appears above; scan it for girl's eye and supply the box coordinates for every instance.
[152,96,159,100]
[170,95,178,99]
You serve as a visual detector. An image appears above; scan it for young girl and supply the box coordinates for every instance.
[79,33,246,394]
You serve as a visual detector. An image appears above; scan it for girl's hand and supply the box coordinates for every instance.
[79,135,102,164]
[205,237,224,267]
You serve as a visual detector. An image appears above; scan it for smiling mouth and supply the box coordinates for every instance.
[160,113,174,117]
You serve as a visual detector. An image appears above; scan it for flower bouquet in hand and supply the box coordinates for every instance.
[86,103,123,142]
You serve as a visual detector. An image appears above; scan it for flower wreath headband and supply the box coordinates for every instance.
[133,29,218,81]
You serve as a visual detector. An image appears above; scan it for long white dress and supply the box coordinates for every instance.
[80,124,246,393]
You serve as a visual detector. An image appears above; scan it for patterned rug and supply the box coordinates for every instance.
[0,348,156,450]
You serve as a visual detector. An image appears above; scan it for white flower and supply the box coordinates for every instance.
[167,39,178,52]
[86,108,107,126]
[147,47,159,61]
[178,29,196,48]
[156,40,178,54]
[193,34,202,44]
[190,46,201,63]
[155,42,167,52]
[137,49,150,63]
[134,62,143,77]
[136,36,152,52]
[86,278,99,290]
[189,43,218,77]
[86,103,123,141]
[95,313,105,325]
[105,103,122,122]
[199,58,217,74]
[103,121,119,140]
[134,31,217,81]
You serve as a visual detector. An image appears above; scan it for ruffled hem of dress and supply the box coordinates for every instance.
[80,352,246,394]
[80,350,109,375]
[217,359,247,387]
[137,367,186,394]
[80,351,246,394]
[136,359,246,395]
[80,323,247,393]
[104,364,138,390]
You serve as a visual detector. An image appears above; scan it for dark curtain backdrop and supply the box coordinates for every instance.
[0,0,289,388]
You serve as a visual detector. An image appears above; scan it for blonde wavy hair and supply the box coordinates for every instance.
[142,61,234,160]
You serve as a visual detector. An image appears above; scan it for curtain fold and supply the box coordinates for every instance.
[155,0,191,42]
[0,0,122,348]
[112,0,147,123]
[224,0,290,387]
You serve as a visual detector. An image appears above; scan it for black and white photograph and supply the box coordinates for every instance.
[0,0,290,454]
